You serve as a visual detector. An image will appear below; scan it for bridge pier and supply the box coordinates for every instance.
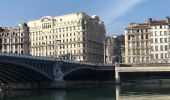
[52,63,66,88]
[115,63,120,84]
[51,81,66,89]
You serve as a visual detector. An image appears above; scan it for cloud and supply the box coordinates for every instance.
[101,0,148,24]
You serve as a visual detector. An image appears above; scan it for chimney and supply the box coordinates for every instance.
[148,18,152,24]
[166,16,170,23]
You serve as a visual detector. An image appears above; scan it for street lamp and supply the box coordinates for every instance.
[103,38,106,64]
[18,26,21,54]
[16,26,21,54]
[42,36,48,58]
[9,31,12,53]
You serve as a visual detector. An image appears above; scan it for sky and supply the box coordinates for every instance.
[0,0,170,36]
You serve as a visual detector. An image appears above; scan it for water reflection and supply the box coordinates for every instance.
[2,84,170,100]
[116,84,170,100]
[0,86,115,100]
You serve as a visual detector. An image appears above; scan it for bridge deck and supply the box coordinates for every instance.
[117,67,170,72]
[115,63,170,84]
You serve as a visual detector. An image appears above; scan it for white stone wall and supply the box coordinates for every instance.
[125,28,150,63]
[150,25,169,63]
[28,12,106,63]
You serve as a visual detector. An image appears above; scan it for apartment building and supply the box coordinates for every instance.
[149,17,170,63]
[125,23,150,63]
[0,23,30,55]
[105,35,125,64]
[28,12,106,63]
[125,17,170,63]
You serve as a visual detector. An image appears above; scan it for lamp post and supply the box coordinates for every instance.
[9,31,12,53]
[42,36,48,58]
[18,26,20,54]
[16,26,21,54]
[103,38,106,64]
[45,36,47,57]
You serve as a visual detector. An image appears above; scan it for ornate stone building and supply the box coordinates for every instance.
[28,12,106,63]
[0,23,30,55]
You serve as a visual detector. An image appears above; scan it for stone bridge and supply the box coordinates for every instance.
[0,52,115,84]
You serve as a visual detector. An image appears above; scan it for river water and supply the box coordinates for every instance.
[1,84,170,100]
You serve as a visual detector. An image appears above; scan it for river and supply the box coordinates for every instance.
[1,84,170,100]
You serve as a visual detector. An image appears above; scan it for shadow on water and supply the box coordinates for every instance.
[2,84,170,100]
[0,85,116,100]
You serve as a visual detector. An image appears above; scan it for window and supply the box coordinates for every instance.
[151,39,153,43]
[160,25,162,29]
[165,45,168,50]
[155,46,158,51]
[155,54,158,59]
[155,38,158,43]
[160,45,163,51]
[82,25,85,30]
[137,30,139,33]
[129,57,131,63]
[151,46,154,51]
[165,38,167,43]
[83,37,85,41]
[21,38,23,42]
[160,31,162,36]
[151,54,154,59]
[137,41,140,47]
[160,38,163,43]
[145,29,148,33]
[161,53,163,58]
[155,31,157,36]
[83,43,85,47]
[141,35,143,39]
[146,35,148,39]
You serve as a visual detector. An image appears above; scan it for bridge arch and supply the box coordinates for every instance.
[63,67,96,77]
[0,64,40,83]
[63,67,100,80]
[0,60,53,83]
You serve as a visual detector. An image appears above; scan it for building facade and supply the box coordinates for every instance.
[149,17,170,63]
[28,12,106,63]
[0,23,30,55]
[105,35,125,64]
[125,23,150,63]
[125,17,170,64]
